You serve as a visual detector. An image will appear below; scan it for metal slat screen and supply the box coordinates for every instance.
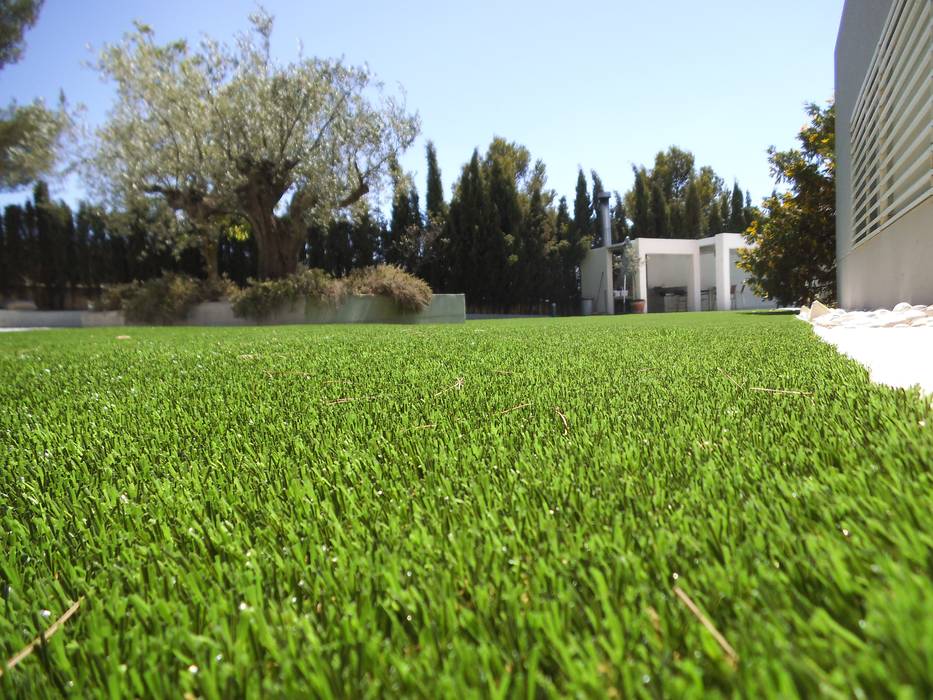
[849,0,932,247]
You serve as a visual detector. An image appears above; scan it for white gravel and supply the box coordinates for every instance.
[799,301,933,395]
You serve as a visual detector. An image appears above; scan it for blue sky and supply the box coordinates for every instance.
[1,0,845,211]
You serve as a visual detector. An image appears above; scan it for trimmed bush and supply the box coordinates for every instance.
[344,265,433,312]
[231,265,433,319]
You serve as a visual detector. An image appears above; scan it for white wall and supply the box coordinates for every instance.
[644,246,774,310]
[594,235,774,313]
[645,254,692,288]
[837,203,933,308]
[581,248,613,314]
[700,250,716,289]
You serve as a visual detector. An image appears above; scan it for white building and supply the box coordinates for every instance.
[580,233,776,315]
[835,0,932,308]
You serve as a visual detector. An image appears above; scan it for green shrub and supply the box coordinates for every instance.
[99,275,238,323]
[98,282,141,312]
[344,265,433,312]
[200,276,239,302]
[231,268,340,320]
[121,274,205,324]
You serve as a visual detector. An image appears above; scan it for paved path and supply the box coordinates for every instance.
[813,326,933,396]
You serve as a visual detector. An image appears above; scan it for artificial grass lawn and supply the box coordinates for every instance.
[1,312,931,698]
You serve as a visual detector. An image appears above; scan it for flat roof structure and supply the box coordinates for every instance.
[581,233,775,314]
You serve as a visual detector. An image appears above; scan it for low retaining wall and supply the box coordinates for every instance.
[0,310,125,328]
[0,294,465,328]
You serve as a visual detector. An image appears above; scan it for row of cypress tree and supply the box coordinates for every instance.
[0,183,253,309]
[385,142,756,310]
[385,140,595,311]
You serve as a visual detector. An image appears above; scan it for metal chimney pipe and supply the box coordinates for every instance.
[596,191,612,247]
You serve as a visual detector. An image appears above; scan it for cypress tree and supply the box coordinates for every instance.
[669,201,686,237]
[76,204,108,286]
[425,141,446,223]
[305,220,329,270]
[63,206,78,290]
[707,201,723,236]
[743,189,757,233]
[571,169,591,250]
[387,177,422,269]
[611,192,629,242]
[631,166,651,237]
[0,210,5,294]
[33,182,69,308]
[719,195,730,233]
[590,170,605,248]
[519,182,551,305]
[684,179,702,237]
[649,182,670,238]
[72,204,92,288]
[327,219,354,277]
[2,206,23,292]
[445,151,487,302]
[484,155,519,305]
[729,182,746,232]
[553,196,578,305]
[351,209,382,270]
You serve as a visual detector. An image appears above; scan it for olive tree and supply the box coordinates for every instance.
[91,23,226,278]
[91,9,419,279]
[1,0,73,191]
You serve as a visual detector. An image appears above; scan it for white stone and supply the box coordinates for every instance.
[809,300,831,320]
[911,304,927,311]
[882,313,911,327]
[926,305,933,315]
[813,314,842,327]
[901,309,927,322]
[893,302,913,312]
[840,315,876,328]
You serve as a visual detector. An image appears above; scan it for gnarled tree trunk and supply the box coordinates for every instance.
[251,217,304,280]
[200,236,219,284]
[236,158,371,280]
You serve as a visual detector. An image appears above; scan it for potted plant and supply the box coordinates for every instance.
[616,243,645,314]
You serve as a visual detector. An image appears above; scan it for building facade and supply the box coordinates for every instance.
[581,233,776,314]
[835,0,932,308]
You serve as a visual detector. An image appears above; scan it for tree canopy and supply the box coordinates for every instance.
[622,147,737,239]
[0,0,72,191]
[0,0,42,69]
[91,10,419,279]
[738,102,836,305]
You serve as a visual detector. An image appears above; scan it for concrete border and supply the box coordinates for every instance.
[0,310,125,328]
[0,294,465,328]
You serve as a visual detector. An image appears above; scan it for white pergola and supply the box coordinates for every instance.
[581,233,763,314]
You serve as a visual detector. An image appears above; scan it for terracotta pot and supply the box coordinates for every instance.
[631,299,646,314]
